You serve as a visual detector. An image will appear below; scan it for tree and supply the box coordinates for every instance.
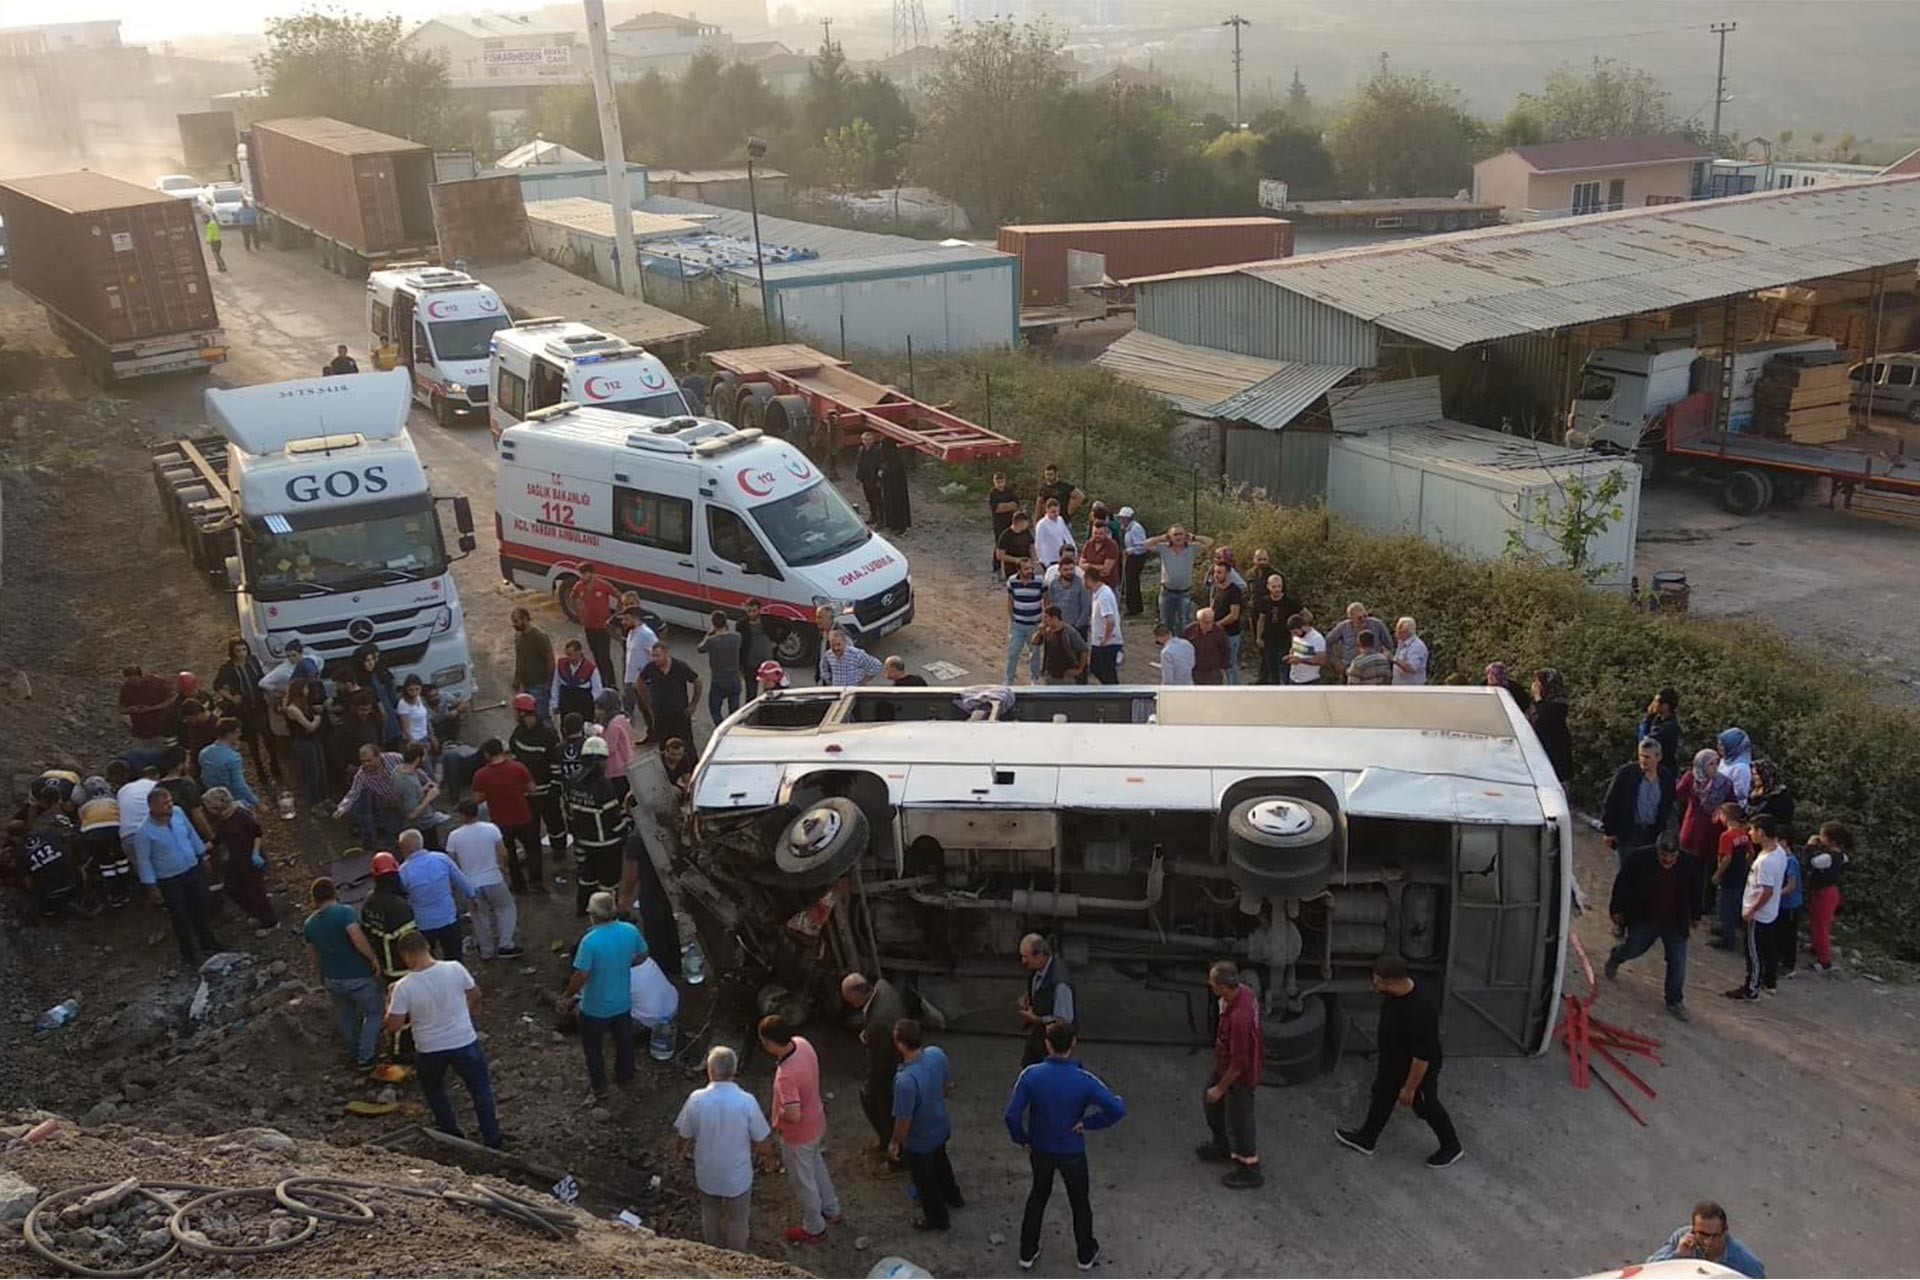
[520,86,600,158]
[1286,69,1311,117]
[823,119,878,191]
[1506,468,1631,582]
[1496,104,1548,149]
[1515,59,1682,142]
[255,9,480,151]
[1254,120,1335,198]
[797,38,853,142]
[910,19,1071,224]
[1327,68,1482,197]
[847,72,916,188]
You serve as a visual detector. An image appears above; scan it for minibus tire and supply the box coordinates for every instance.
[1225,795,1336,900]
[774,798,868,888]
[1261,997,1328,1085]
[552,573,580,622]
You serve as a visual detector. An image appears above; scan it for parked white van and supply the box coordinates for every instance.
[488,318,689,441]
[366,265,511,427]
[495,407,913,665]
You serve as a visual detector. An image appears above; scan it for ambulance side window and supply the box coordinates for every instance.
[497,369,526,417]
[530,359,565,409]
[612,487,691,554]
[370,301,390,343]
[707,506,778,578]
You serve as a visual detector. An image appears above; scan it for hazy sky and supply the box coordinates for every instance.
[0,0,504,39]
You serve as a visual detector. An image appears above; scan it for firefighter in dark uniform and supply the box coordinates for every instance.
[509,699,566,869]
[358,851,419,1060]
[561,735,629,918]
[19,778,83,915]
[1018,932,1078,1066]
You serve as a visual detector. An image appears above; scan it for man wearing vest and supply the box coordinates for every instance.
[1017,934,1077,1067]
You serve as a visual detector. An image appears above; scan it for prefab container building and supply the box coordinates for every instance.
[734,248,1018,353]
[249,117,437,264]
[998,217,1293,308]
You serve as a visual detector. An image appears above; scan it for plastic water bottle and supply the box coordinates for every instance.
[35,998,80,1033]
[682,938,707,986]
[277,790,297,821]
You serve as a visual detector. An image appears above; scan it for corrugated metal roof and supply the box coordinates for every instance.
[524,197,702,241]
[1094,330,1351,429]
[1505,135,1711,172]
[256,117,424,156]
[1228,176,1920,351]
[1338,417,1634,491]
[1327,376,1445,433]
[640,194,978,263]
[650,168,788,184]
[738,245,1013,283]
[412,13,574,39]
[1003,217,1280,235]
[483,257,705,348]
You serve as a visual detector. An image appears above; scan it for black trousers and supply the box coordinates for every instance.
[902,1144,962,1228]
[1021,1149,1096,1264]
[423,922,463,961]
[584,627,616,684]
[238,713,282,784]
[861,479,885,523]
[156,865,218,962]
[580,1011,635,1092]
[1744,917,1782,994]
[501,819,542,892]
[1203,1070,1258,1161]
[1774,906,1800,974]
[574,841,623,915]
[534,790,568,861]
[1355,1061,1460,1152]
[1122,553,1146,615]
[861,1073,894,1147]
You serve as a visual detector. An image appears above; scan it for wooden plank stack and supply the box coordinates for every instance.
[1753,352,1853,444]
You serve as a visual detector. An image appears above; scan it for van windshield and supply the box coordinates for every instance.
[429,316,512,363]
[597,388,689,420]
[243,495,449,599]
[749,481,871,568]
[1575,371,1617,401]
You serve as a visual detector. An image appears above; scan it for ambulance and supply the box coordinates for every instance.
[495,407,913,666]
[365,265,512,427]
[487,318,690,441]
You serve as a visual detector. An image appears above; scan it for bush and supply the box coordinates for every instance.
[1218,503,1920,961]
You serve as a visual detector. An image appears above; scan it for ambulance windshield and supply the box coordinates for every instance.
[750,480,870,568]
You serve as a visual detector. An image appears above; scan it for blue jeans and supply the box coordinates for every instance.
[1225,632,1243,684]
[415,1039,502,1147]
[325,975,385,1064]
[1608,921,1688,1007]
[708,681,743,726]
[1159,588,1192,634]
[1005,622,1037,684]
[580,1010,636,1092]
[1715,877,1744,946]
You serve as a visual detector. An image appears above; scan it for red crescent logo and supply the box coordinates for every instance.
[737,467,775,498]
[426,299,453,319]
[583,376,616,400]
[785,457,814,481]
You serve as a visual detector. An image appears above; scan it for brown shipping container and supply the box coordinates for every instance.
[0,171,218,343]
[252,117,437,255]
[177,110,237,174]
[997,218,1293,307]
[430,174,531,267]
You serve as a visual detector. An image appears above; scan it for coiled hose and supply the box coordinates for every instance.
[22,1172,579,1277]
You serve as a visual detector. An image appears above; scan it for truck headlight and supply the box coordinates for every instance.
[264,634,286,657]
[446,384,469,401]
[810,595,855,615]
[431,664,466,687]
[432,605,454,634]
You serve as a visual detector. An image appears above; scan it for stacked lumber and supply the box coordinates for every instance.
[1753,353,1853,444]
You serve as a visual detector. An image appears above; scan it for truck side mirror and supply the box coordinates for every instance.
[453,496,475,534]
[223,554,244,593]
[459,533,477,553]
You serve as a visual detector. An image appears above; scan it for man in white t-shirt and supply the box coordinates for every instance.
[1729,813,1789,1000]
[675,1045,773,1251]
[621,607,662,714]
[1033,498,1076,569]
[1391,616,1429,686]
[1085,565,1123,685]
[383,932,503,1147]
[1284,614,1327,684]
[444,798,520,960]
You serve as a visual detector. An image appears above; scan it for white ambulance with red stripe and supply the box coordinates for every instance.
[486,318,690,442]
[495,407,913,666]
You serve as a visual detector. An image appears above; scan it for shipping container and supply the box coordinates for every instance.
[0,170,226,384]
[430,174,530,267]
[176,110,237,176]
[997,217,1293,307]
[250,117,437,273]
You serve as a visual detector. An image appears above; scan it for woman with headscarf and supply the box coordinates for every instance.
[878,439,912,534]
[204,787,277,928]
[1716,728,1754,805]
[1485,662,1534,714]
[1676,748,1734,915]
[213,637,283,788]
[1528,669,1573,783]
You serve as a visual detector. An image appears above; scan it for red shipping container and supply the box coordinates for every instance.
[0,171,218,343]
[252,117,437,256]
[997,218,1293,307]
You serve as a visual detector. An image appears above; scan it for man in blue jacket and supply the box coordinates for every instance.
[1004,1018,1127,1272]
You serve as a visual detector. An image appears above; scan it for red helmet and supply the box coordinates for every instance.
[369,851,400,876]
[512,692,537,713]
[177,671,201,695]
[756,660,786,685]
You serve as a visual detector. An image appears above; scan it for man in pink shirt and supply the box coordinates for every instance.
[758,1014,843,1244]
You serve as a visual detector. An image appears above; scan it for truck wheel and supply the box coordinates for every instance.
[732,382,773,429]
[434,396,459,428]
[708,373,740,423]
[552,573,581,623]
[774,798,868,888]
[1717,468,1772,517]
[1261,995,1329,1086]
[1906,401,1920,426]
[770,619,820,668]
[1225,796,1336,901]
[764,394,811,445]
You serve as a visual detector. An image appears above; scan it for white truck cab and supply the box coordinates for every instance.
[496,408,912,666]
[488,318,689,441]
[1567,337,1839,451]
[203,370,480,701]
[366,265,511,428]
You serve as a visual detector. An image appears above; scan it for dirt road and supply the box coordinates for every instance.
[4,246,1918,1278]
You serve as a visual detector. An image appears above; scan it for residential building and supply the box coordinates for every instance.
[752,49,812,95]
[610,11,731,76]
[1472,135,1711,222]
[404,14,581,90]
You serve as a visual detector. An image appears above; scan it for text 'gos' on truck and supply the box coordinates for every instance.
[676,684,1573,1079]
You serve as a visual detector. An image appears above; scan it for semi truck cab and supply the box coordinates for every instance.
[367,266,511,427]
[488,318,689,441]
[199,371,480,702]
[1567,338,1840,451]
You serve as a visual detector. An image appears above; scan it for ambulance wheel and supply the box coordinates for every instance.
[774,798,867,888]
[770,619,819,668]
[553,573,580,623]
[434,396,458,428]
[1225,796,1336,901]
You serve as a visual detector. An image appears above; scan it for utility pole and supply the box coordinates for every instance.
[820,15,833,50]
[1709,21,1736,156]
[1222,14,1250,131]
[583,0,637,298]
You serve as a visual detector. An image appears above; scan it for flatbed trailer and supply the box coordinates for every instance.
[704,343,1021,463]
[1660,390,1920,514]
